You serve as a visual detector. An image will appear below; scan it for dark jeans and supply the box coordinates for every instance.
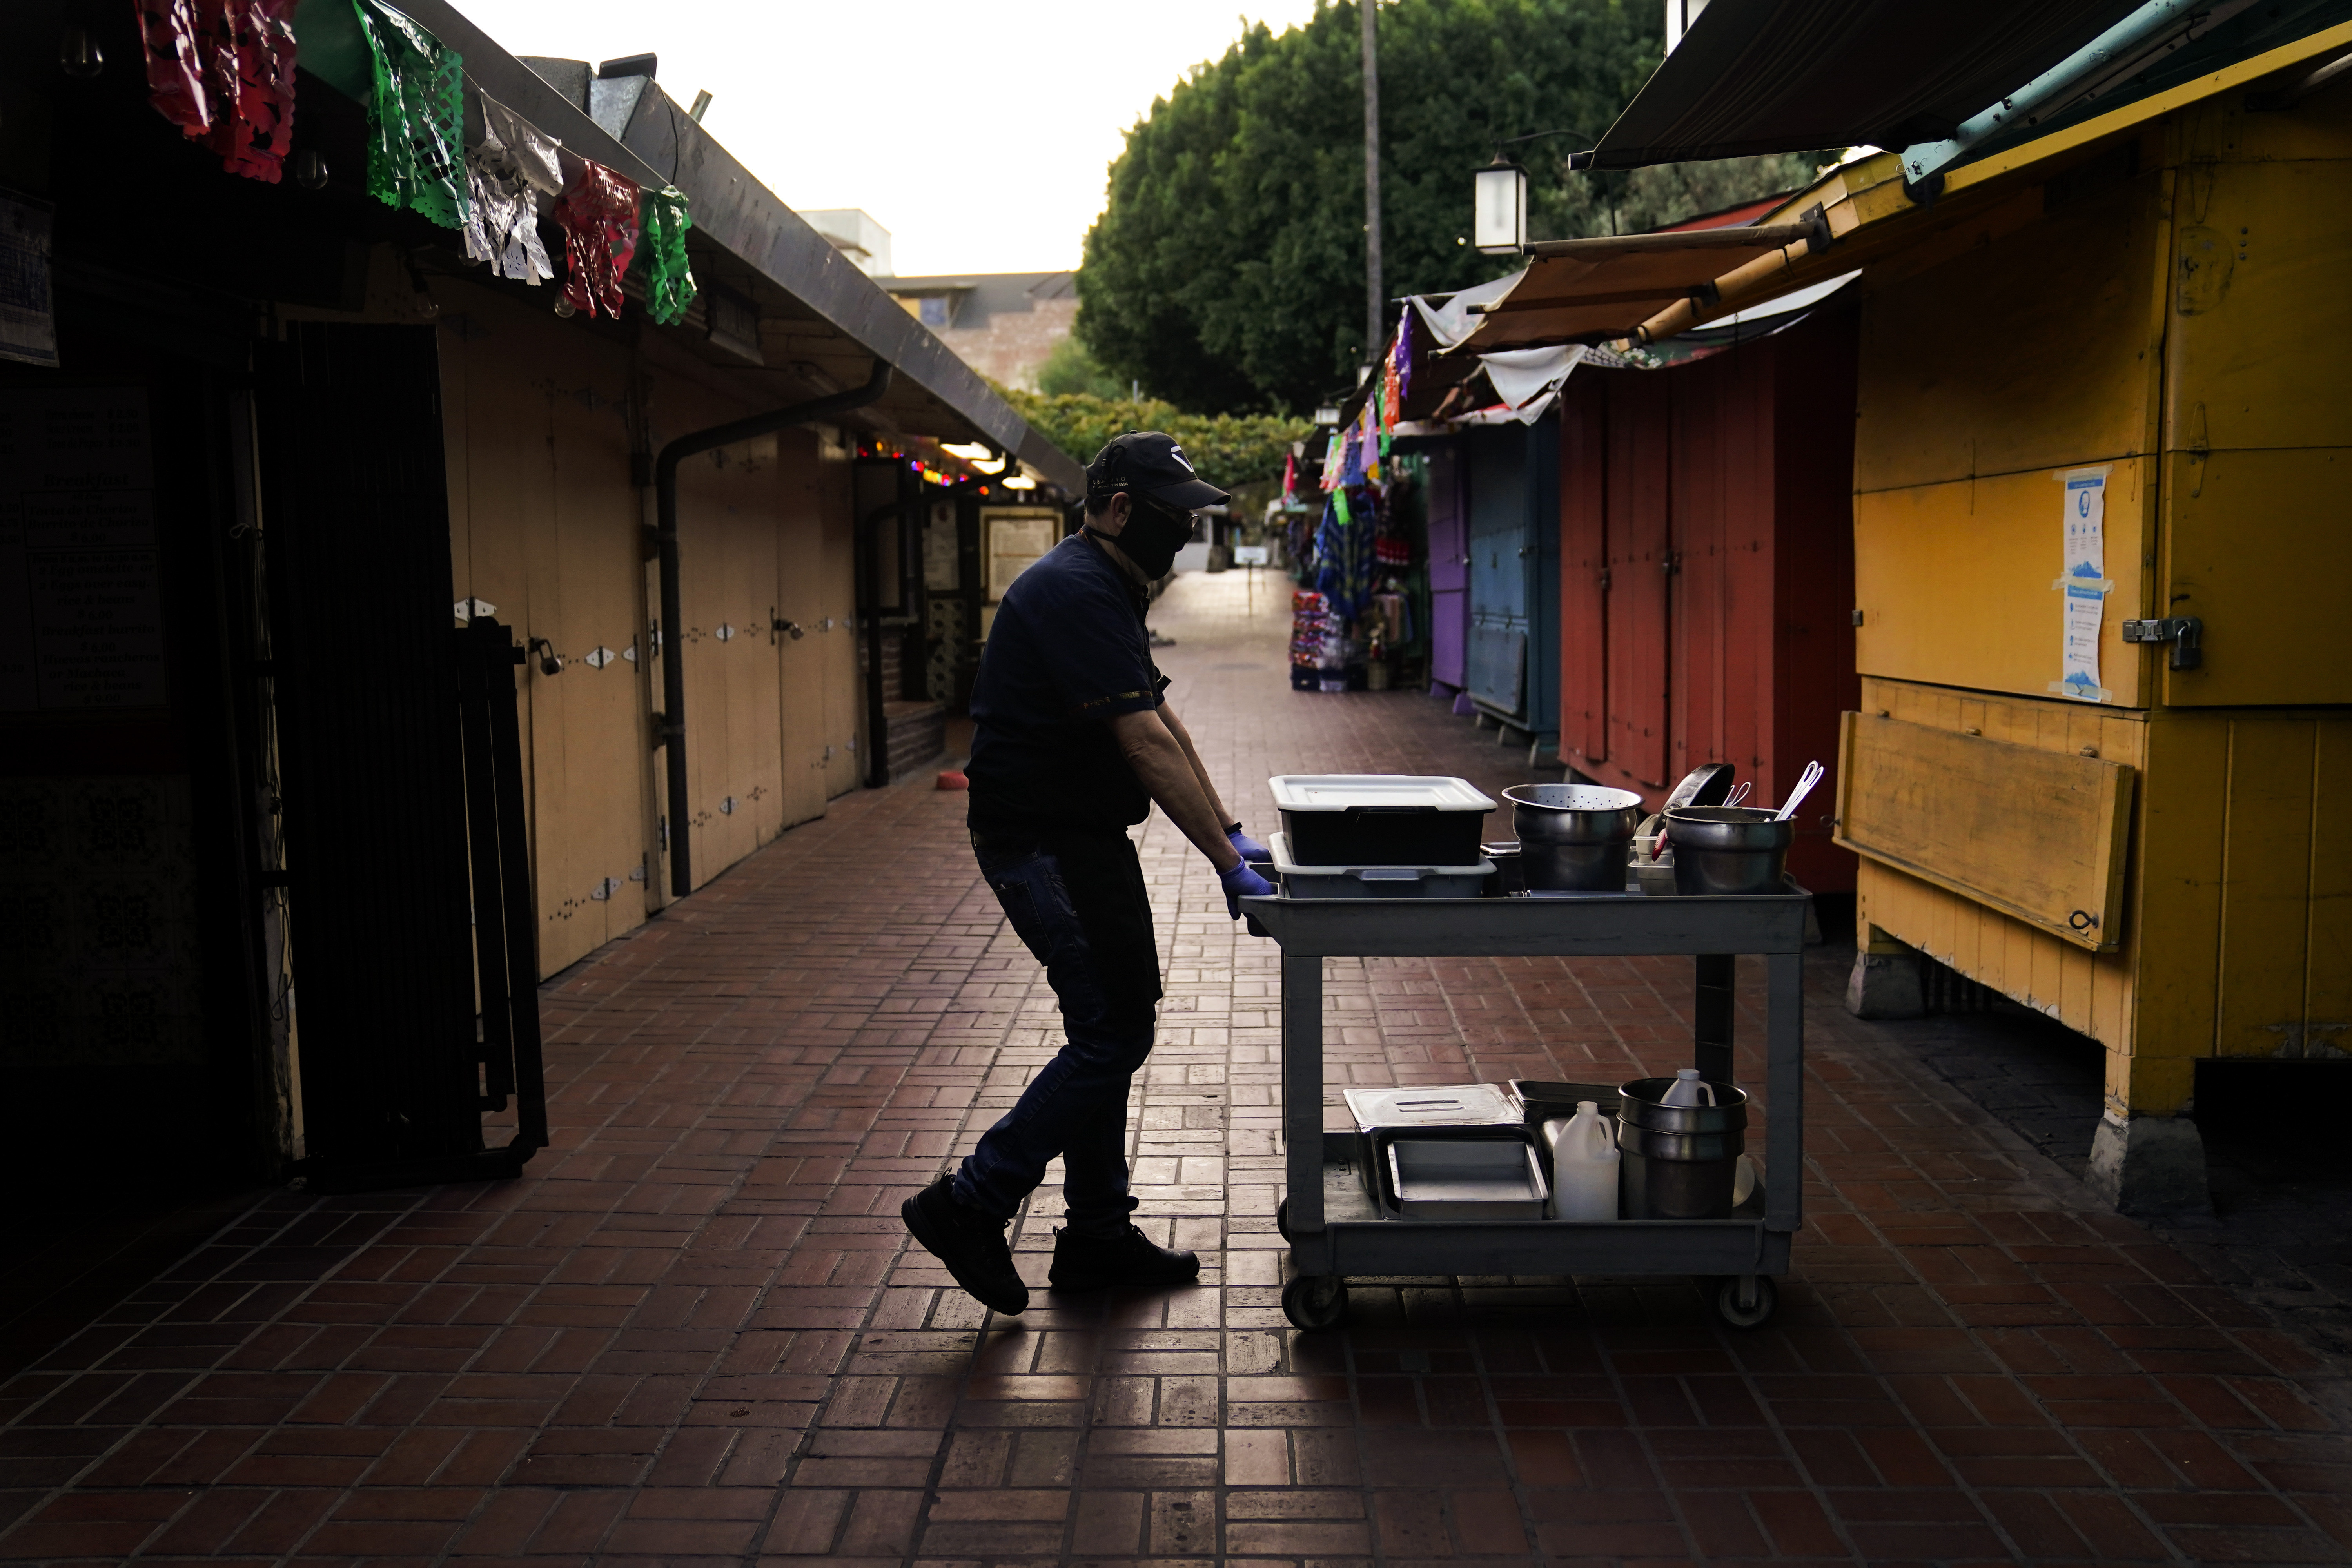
[955,824,1161,1234]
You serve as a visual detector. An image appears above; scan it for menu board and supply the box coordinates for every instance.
[0,388,168,710]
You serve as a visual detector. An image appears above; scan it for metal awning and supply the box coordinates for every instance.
[1453,218,1828,353]
[365,0,1084,496]
[1586,0,2150,167]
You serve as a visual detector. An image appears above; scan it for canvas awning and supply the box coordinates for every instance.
[1452,218,1829,353]
[1584,0,2150,167]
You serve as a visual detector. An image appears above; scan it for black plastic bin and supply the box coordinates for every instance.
[1269,775,1497,867]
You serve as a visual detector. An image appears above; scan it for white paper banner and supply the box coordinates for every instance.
[2051,467,2111,701]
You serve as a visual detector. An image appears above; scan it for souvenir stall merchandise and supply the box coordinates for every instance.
[1289,589,1334,692]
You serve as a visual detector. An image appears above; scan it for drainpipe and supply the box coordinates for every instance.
[858,490,934,789]
[652,359,893,897]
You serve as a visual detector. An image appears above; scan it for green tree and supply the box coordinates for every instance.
[1077,0,1840,415]
[1079,0,1659,414]
[993,384,1311,492]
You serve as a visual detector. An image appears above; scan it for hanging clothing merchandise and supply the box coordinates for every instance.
[1320,428,1345,492]
[350,0,467,229]
[464,93,560,285]
[553,153,642,318]
[639,187,697,326]
[1313,490,1376,623]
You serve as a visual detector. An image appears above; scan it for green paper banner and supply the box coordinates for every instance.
[350,0,467,229]
[640,187,697,326]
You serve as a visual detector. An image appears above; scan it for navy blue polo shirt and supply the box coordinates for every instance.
[967,534,1168,833]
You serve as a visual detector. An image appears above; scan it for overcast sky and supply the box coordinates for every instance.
[453,0,1323,277]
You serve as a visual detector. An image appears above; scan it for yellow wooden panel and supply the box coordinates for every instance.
[771,428,832,832]
[2308,720,2352,1057]
[1855,171,2164,493]
[2215,719,2317,1058]
[1857,858,2129,1044]
[1854,463,2152,706]
[2157,448,2352,707]
[676,428,786,886]
[438,286,650,974]
[1837,713,2134,949]
[2163,157,2352,456]
[2129,709,2229,1097]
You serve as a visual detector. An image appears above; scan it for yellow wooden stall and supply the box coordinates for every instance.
[1819,46,2352,1207]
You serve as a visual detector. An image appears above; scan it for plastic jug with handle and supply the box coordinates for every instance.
[1545,1101,1620,1222]
[1659,1067,1716,1107]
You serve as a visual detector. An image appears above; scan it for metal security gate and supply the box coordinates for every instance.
[259,323,544,1191]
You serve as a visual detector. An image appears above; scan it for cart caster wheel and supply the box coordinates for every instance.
[1276,1198,1290,1242]
[1281,1274,1348,1331]
[1712,1274,1776,1329]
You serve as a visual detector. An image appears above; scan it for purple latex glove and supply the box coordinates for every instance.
[1220,860,1276,919]
[1227,823,1272,863]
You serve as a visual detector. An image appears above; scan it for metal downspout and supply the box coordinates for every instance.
[857,490,934,789]
[652,360,893,897]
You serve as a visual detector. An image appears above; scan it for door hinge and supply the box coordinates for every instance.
[2121,615,2203,670]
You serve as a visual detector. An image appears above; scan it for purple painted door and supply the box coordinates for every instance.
[1425,443,1468,688]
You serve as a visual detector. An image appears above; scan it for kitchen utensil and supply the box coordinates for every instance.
[1269,775,1497,867]
[1774,760,1824,822]
[1345,1083,1520,1131]
[1270,833,1491,901]
[1385,1136,1550,1219]
[1502,783,1644,891]
[1480,841,1527,897]
[1723,781,1753,808]
[1617,1121,1744,1219]
[1618,1076,1749,1136]
[1662,806,1795,895]
[1663,762,1737,812]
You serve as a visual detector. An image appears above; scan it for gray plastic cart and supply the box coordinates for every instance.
[1240,886,1809,1331]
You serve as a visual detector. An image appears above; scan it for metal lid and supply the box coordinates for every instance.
[1343,1083,1520,1131]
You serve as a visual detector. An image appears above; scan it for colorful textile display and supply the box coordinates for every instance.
[136,0,298,181]
[1314,490,1376,622]
[639,187,697,326]
[351,0,468,229]
[553,154,642,318]
[463,93,559,284]
[1393,305,1414,403]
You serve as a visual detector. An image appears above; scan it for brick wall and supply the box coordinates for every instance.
[932,297,1078,391]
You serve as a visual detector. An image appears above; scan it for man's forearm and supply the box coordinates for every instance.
[1159,706,1234,830]
[1110,709,1240,871]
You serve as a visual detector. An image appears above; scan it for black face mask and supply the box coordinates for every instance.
[1087,496,1193,581]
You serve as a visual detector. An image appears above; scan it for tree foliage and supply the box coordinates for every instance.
[1076,0,1835,415]
[994,385,1312,491]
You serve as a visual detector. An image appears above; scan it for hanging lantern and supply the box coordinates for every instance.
[1472,157,1526,256]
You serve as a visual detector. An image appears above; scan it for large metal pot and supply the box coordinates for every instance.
[1503,784,1643,891]
[1664,806,1794,896]
[1618,1076,1749,1136]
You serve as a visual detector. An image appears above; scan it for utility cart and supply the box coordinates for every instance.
[1241,886,1809,1331]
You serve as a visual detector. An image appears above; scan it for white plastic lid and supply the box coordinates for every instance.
[1269,774,1498,813]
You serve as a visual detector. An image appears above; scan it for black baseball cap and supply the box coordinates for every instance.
[1085,431,1229,511]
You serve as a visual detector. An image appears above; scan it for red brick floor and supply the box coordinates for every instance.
[2,572,2347,1566]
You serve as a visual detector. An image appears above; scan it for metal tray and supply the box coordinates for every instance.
[1385,1138,1549,1220]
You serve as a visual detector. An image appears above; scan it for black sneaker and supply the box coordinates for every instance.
[901,1176,1027,1315]
[1047,1223,1200,1291]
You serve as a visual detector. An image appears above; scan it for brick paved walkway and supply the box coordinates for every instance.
[4,571,2349,1566]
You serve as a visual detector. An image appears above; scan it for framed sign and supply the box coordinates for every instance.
[982,507,1060,602]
